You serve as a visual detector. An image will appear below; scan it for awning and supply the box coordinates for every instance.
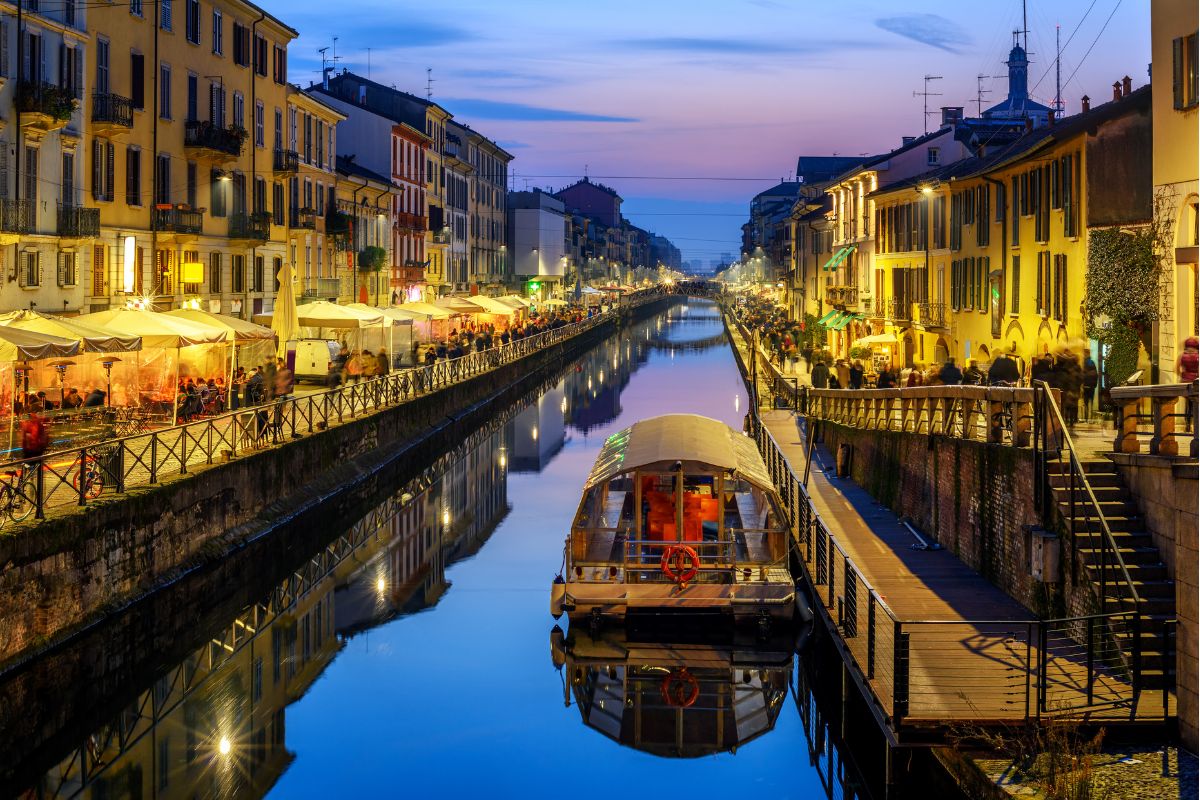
[816,310,840,326]
[76,308,230,348]
[165,309,275,341]
[822,245,856,271]
[853,333,899,346]
[585,414,773,492]
[0,310,142,353]
[294,301,384,329]
[827,312,865,331]
[393,302,454,319]
[0,326,80,362]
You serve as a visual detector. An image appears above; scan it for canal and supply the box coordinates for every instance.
[7,300,960,800]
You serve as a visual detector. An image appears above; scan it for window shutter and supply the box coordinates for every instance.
[58,42,65,87]
[1174,37,1185,110]
[36,252,43,287]
[1011,255,1020,314]
[131,53,144,109]
[0,148,7,201]
[17,253,26,288]
[105,142,115,202]
[58,252,66,287]
[74,47,83,98]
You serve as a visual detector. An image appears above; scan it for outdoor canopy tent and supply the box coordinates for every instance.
[392,302,453,319]
[435,296,486,315]
[0,326,80,362]
[853,333,899,345]
[76,308,230,348]
[0,310,142,353]
[496,295,531,309]
[166,308,276,377]
[295,301,384,328]
[584,414,772,492]
[460,296,518,316]
[544,299,569,307]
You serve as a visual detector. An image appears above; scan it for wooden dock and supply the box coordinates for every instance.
[760,410,1174,739]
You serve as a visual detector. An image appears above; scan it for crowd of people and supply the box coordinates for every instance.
[176,357,295,423]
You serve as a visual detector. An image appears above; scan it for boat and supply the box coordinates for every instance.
[551,413,796,631]
[549,626,791,757]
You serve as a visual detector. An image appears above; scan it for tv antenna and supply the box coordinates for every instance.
[975,73,1004,116]
[426,67,434,100]
[366,47,372,79]
[913,74,943,135]
[318,39,341,86]
[1053,24,1066,116]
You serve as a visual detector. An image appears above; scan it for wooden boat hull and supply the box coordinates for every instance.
[562,576,796,625]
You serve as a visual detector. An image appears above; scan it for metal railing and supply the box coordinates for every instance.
[56,204,99,238]
[184,120,245,157]
[91,92,133,128]
[301,277,341,298]
[151,207,203,234]
[916,300,946,328]
[1110,381,1198,458]
[886,297,911,321]
[272,148,299,172]
[0,199,35,234]
[0,293,668,525]
[229,211,271,241]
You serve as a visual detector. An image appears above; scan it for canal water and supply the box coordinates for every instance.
[9,300,955,800]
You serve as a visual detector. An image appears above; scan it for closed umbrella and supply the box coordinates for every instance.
[272,264,299,358]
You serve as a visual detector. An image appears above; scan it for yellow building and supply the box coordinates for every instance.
[85,0,297,318]
[333,156,394,306]
[1152,0,1199,381]
[871,86,1152,374]
[284,85,345,302]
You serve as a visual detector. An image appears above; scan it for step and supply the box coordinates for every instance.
[1045,460,1118,476]
[1051,485,1131,503]
[1049,471,1124,489]
[1087,578,1176,599]
[1058,499,1140,519]
[1078,546,1163,565]
[1072,515,1147,533]
[1103,596,1176,616]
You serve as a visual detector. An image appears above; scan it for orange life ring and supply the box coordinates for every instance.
[661,668,700,708]
[660,544,700,585]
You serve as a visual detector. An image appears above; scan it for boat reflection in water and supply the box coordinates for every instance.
[550,626,791,758]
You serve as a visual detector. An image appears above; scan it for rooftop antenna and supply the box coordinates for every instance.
[426,67,434,100]
[318,41,341,89]
[1053,24,1066,116]
[366,47,372,79]
[975,73,1005,116]
[1022,0,1029,50]
[913,74,943,135]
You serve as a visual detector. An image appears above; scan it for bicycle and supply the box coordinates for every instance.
[70,451,104,500]
[0,465,37,525]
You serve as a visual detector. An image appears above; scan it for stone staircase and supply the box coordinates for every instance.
[1048,459,1176,687]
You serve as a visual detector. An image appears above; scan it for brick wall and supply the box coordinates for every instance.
[820,423,1098,620]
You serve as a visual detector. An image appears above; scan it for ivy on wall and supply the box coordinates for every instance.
[1084,227,1157,386]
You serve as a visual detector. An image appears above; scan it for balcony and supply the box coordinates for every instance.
[91,92,134,135]
[290,208,317,230]
[395,212,426,232]
[432,228,452,245]
[229,212,272,243]
[17,81,78,135]
[57,205,100,238]
[273,148,299,173]
[917,301,947,329]
[184,120,246,163]
[825,285,858,307]
[886,297,912,322]
[152,207,203,236]
[0,199,34,235]
[301,277,341,299]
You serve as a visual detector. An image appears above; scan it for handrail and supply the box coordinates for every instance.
[1032,379,1142,611]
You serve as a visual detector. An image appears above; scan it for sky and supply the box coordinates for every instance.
[263,0,1152,268]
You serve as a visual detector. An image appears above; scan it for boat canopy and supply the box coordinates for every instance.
[584,413,772,492]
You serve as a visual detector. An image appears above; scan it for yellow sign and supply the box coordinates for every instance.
[181,261,204,284]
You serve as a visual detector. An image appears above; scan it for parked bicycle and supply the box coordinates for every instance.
[70,452,104,500]
[0,465,36,525]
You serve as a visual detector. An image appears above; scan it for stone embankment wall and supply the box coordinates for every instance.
[817,423,1097,621]
[0,298,675,667]
[1112,454,1198,751]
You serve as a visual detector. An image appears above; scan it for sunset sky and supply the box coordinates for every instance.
[264,0,1152,267]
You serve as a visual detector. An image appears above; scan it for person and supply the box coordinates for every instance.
[244,367,265,407]
[424,346,437,366]
[263,359,278,402]
[376,349,390,377]
[1008,343,1027,384]
[1057,350,1083,429]
[62,388,83,410]
[963,360,985,386]
[1082,354,1099,421]
[410,338,420,367]
[906,363,925,387]
[988,353,1020,385]
[810,359,830,389]
[938,358,963,386]
[848,360,864,390]
[274,358,294,400]
[1031,353,1054,387]
[20,410,49,460]
[82,388,106,407]
[345,351,363,383]
[1178,336,1199,432]
[835,359,850,389]
[876,367,897,389]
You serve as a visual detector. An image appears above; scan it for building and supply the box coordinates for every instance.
[462,126,512,293]
[391,121,429,302]
[314,71,452,297]
[84,0,297,318]
[507,189,566,300]
[1152,0,1199,381]
[285,86,345,301]
[443,120,472,293]
[0,0,94,314]
[334,155,394,305]
[555,177,621,228]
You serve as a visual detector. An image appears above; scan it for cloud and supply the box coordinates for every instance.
[875,14,969,53]
[291,17,478,49]
[443,67,561,90]
[496,140,531,149]
[623,37,814,55]
[440,98,637,123]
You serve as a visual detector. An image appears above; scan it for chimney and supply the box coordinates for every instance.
[940,106,964,127]
[1122,75,1132,96]
[1112,81,1122,102]
[1048,109,1056,126]
[902,136,916,146]
[1081,94,1091,112]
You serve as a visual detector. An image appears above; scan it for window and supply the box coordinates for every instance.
[125,147,140,205]
[210,168,226,216]
[1052,254,1068,321]
[1010,255,1020,314]
[1062,153,1079,237]
[316,120,324,166]
[232,254,245,292]
[253,34,267,77]
[1035,251,1052,315]
[62,152,75,205]
[129,52,144,109]
[231,171,245,215]
[303,178,312,210]
[975,185,990,247]
[186,161,196,207]
[182,250,200,292]
[253,255,264,291]
[927,147,940,166]
[210,252,222,292]
[19,251,40,288]
[232,91,244,130]
[303,113,312,163]
[186,73,197,121]
[253,176,265,214]
[288,107,297,149]
[273,108,283,150]
[232,23,249,67]
[160,0,171,31]
[272,182,284,225]
[0,20,9,79]
[1173,33,1199,110]
[130,0,142,17]
[212,10,223,55]
[92,140,115,202]
[254,101,264,147]
[57,252,77,287]
[155,153,170,204]
[185,0,200,44]
[209,82,225,126]
[1010,175,1020,246]
[91,245,107,296]
[272,44,286,84]
[315,181,324,215]
[95,39,110,94]
[159,63,171,119]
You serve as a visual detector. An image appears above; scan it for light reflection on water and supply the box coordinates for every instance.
[21,301,899,800]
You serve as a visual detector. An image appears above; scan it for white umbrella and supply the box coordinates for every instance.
[272,264,299,358]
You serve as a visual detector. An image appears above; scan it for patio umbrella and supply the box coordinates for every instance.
[166,309,274,341]
[272,263,299,358]
[0,326,80,362]
[458,296,517,316]
[435,296,486,315]
[295,300,384,328]
[495,295,531,309]
[393,302,453,319]
[0,310,142,353]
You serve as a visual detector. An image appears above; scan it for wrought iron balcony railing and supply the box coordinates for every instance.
[152,207,203,234]
[57,205,100,238]
[91,92,134,129]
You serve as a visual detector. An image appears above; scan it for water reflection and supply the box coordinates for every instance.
[551,627,791,758]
